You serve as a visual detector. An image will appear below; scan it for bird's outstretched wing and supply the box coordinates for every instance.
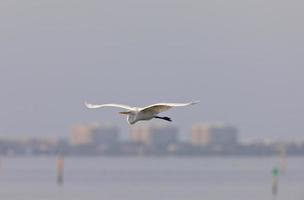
[140,101,199,115]
[85,102,134,110]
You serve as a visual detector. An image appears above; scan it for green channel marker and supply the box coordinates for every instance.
[272,167,279,177]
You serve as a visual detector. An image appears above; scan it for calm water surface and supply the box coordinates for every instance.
[0,157,303,200]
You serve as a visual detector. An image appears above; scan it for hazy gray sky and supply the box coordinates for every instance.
[1,0,303,140]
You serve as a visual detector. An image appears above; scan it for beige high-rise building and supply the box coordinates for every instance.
[70,123,119,146]
[191,123,238,146]
[130,124,178,146]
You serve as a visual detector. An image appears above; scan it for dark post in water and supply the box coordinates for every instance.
[272,166,279,198]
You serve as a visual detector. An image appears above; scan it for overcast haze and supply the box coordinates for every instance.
[1,0,303,140]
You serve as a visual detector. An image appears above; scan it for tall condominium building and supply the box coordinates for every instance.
[70,123,119,146]
[191,123,238,146]
[130,124,178,146]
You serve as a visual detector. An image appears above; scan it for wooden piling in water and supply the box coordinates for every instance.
[56,155,64,185]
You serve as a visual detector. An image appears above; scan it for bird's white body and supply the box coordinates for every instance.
[127,108,156,124]
[85,101,199,124]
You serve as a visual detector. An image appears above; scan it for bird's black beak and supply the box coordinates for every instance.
[119,111,130,115]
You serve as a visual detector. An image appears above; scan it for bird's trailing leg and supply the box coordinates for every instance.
[154,116,172,122]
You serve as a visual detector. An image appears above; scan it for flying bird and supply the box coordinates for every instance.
[85,101,199,124]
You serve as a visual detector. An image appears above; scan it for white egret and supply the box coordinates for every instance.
[85,101,199,124]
